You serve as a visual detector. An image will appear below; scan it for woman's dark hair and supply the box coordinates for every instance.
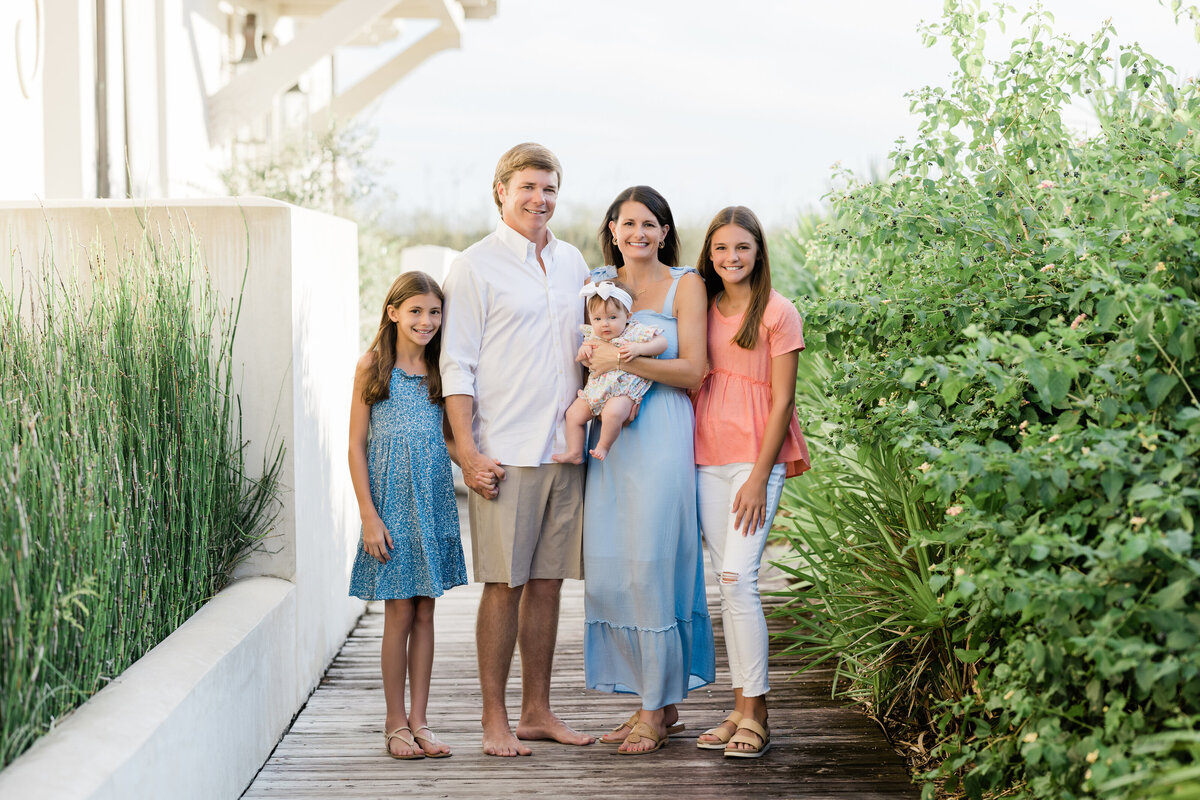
[597,186,680,268]
[362,271,446,406]
[696,206,772,350]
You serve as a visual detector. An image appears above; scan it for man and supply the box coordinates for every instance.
[440,143,594,757]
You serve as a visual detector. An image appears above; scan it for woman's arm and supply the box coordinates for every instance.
[348,354,392,562]
[731,349,800,535]
[588,273,708,390]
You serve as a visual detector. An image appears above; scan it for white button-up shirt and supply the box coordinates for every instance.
[440,220,589,466]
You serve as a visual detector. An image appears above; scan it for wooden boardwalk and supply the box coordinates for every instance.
[244,500,917,800]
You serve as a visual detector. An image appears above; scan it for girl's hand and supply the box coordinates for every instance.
[576,342,596,363]
[362,515,393,563]
[732,475,769,536]
[616,343,637,360]
[586,341,620,375]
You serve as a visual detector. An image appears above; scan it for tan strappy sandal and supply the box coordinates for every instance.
[724,718,770,758]
[696,711,743,750]
[618,720,668,755]
[599,712,685,744]
[412,726,452,758]
[384,726,425,760]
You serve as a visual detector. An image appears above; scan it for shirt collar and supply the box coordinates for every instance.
[495,218,558,261]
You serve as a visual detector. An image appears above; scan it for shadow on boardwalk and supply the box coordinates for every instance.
[244,498,918,800]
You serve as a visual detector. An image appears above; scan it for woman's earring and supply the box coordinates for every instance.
[612,236,619,244]
[658,240,665,249]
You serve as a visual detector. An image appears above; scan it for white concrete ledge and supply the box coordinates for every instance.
[0,577,306,800]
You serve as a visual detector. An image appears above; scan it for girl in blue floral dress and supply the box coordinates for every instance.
[348,271,468,760]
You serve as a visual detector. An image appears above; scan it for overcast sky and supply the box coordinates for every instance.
[337,0,1199,231]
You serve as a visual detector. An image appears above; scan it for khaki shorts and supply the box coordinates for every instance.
[467,463,584,586]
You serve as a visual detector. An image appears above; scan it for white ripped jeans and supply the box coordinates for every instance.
[697,462,787,698]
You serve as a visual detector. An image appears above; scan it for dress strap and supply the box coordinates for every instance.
[662,274,683,316]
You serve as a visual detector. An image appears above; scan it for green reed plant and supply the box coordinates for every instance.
[0,233,282,768]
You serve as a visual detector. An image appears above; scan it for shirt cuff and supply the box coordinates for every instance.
[440,372,476,398]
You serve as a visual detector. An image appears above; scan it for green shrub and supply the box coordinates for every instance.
[0,235,282,768]
[773,2,1200,798]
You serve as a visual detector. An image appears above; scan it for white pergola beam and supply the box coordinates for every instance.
[276,0,494,20]
[208,0,402,141]
[276,0,444,19]
[310,0,462,126]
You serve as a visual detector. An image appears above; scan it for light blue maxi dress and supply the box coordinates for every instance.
[583,267,716,710]
[348,368,467,600]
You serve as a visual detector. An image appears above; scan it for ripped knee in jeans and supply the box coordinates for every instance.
[719,571,739,585]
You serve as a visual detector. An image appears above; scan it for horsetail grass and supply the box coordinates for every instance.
[0,232,283,768]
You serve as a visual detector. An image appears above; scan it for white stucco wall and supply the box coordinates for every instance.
[0,199,363,800]
[1,3,46,198]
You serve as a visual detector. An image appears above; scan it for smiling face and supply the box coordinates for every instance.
[608,201,668,263]
[497,168,558,242]
[587,297,630,341]
[709,224,759,288]
[387,291,443,353]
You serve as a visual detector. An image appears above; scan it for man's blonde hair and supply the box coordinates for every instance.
[492,143,563,210]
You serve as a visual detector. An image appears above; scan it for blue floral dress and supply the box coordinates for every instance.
[349,368,467,600]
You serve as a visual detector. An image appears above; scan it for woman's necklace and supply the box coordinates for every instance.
[624,269,668,298]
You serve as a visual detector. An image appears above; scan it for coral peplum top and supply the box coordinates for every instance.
[693,290,811,478]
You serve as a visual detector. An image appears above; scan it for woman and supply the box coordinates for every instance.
[581,186,716,755]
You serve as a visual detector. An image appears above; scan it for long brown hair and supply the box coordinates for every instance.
[697,206,772,350]
[597,186,680,268]
[362,271,445,406]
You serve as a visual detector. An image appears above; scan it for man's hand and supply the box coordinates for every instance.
[462,449,505,500]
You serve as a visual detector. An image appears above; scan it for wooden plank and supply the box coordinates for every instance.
[241,497,918,799]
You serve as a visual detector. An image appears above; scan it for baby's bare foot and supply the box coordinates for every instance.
[588,446,609,461]
[551,451,583,464]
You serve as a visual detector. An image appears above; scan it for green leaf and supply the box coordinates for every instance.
[1101,470,1124,503]
[1046,370,1071,406]
[1146,373,1179,408]
[1153,579,1190,611]
[1129,483,1163,501]
[901,365,926,388]
[1096,295,1120,330]
[954,647,985,664]
[942,374,968,405]
[1051,467,1069,490]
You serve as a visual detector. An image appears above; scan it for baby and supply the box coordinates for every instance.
[553,281,666,463]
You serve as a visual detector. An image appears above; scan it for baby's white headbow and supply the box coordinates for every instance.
[580,281,633,312]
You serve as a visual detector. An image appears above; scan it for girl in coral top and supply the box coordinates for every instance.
[692,206,810,759]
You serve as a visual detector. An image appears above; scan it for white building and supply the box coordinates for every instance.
[0,4,490,798]
[0,0,495,201]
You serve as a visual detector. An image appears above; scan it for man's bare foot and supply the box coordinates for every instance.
[516,712,595,746]
[588,445,609,461]
[482,720,532,757]
[551,451,583,465]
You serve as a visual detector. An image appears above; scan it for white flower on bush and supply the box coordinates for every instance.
[946,505,964,517]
